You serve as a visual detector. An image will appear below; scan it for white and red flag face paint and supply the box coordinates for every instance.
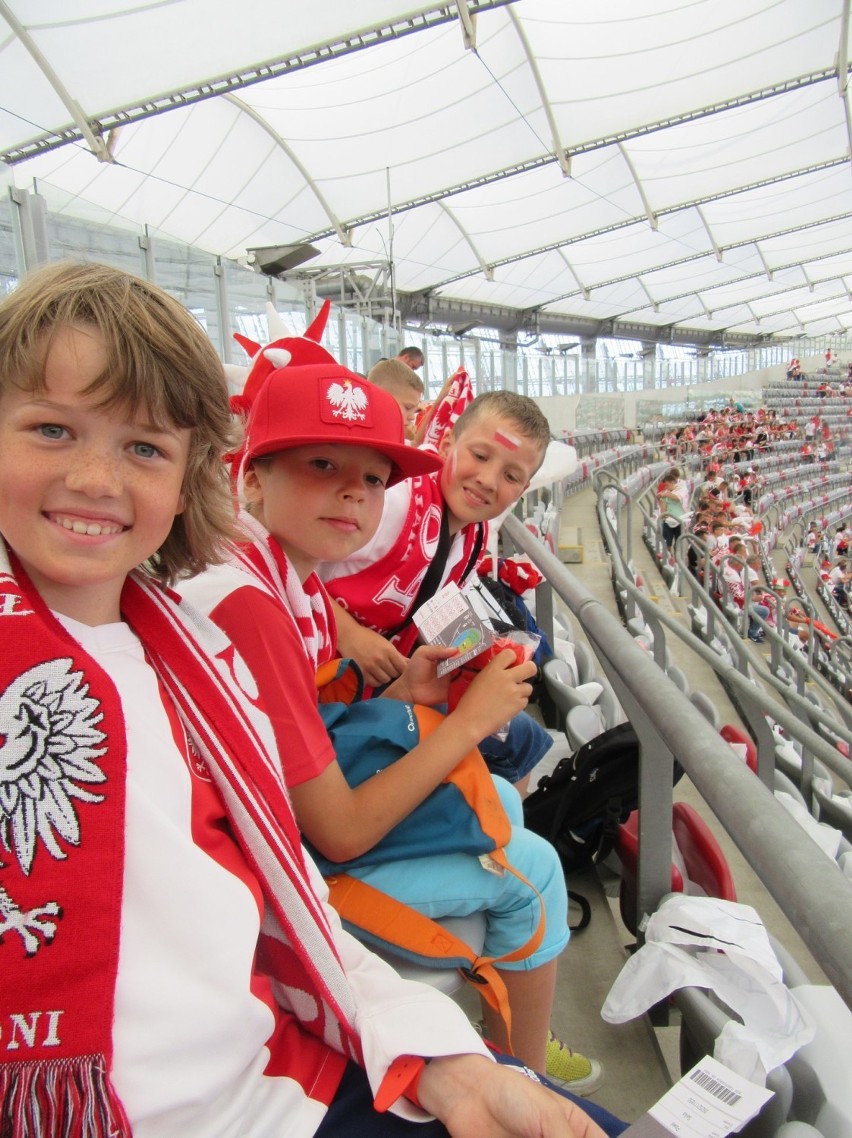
[419,367,474,453]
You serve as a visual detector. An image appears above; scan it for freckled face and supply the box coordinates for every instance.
[439,412,541,533]
[0,325,190,625]
[243,443,392,581]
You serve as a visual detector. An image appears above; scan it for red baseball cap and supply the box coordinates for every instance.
[244,363,442,486]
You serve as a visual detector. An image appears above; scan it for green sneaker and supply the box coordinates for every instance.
[545,1032,604,1096]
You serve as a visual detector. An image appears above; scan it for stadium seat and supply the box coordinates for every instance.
[615,802,736,936]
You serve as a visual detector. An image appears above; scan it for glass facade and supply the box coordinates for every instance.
[2,186,847,399]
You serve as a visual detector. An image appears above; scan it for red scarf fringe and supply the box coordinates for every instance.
[0,1055,131,1138]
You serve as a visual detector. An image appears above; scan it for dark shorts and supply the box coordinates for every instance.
[315,1053,628,1137]
[477,709,553,784]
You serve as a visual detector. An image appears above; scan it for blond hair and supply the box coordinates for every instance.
[368,358,424,395]
[452,391,550,466]
[0,261,238,582]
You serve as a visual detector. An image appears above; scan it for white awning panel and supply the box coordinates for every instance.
[2,0,850,340]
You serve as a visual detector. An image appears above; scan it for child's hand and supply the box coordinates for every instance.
[450,648,536,742]
[338,621,407,687]
[384,644,457,705]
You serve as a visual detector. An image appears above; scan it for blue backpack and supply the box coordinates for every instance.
[313,661,544,1038]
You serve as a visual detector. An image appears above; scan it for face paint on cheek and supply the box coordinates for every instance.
[494,430,521,451]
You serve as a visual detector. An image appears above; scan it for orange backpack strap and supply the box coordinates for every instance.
[326,873,513,1042]
[480,847,546,965]
[315,657,364,705]
[413,704,513,851]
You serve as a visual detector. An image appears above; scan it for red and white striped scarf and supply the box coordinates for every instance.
[0,544,358,1137]
[326,475,486,659]
[418,367,474,454]
[226,510,336,669]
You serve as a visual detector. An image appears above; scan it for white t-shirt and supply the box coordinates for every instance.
[57,614,489,1137]
[56,615,316,1138]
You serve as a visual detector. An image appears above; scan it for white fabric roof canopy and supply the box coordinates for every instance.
[2,0,851,343]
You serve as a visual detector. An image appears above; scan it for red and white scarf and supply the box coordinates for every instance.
[327,473,486,657]
[226,510,336,669]
[0,544,358,1136]
[418,367,474,455]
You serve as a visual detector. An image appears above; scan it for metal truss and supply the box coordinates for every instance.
[434,158,851,292]
[222,94,350,246]
[302,67,848,244]
[1,0,517,165]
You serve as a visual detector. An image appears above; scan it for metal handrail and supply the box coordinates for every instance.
[502,512,852,1012]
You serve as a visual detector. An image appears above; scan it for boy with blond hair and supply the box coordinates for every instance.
[324,391,550,672]
[0,263,618,1137]
[321,391,555,792]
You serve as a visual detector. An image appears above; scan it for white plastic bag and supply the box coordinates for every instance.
[602,895,815,1084]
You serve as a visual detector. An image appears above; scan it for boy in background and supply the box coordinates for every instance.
[0,262,617,1137]
[369,357,424,440]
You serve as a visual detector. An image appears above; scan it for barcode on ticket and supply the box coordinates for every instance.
[689,1068,742,1106]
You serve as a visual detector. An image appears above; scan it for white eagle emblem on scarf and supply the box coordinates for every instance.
[1,658,107,875]
[326,380,368,422]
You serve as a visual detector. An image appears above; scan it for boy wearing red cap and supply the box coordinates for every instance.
[180,362,604,1091]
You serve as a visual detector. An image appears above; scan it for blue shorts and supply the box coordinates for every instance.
[349,778,569,971]
[315,1054,628,1137]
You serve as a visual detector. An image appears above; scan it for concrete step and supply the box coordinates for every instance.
[559,524,584,563]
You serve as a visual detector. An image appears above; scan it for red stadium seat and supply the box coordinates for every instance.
[719,723,757,773]
[615,802,736,935]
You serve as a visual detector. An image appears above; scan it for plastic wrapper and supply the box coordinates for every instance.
[447,630,540,741]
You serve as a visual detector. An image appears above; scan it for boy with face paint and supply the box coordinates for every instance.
[321,392,553,794]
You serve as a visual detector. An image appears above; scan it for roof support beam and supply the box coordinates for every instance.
[839,2,850,98]
[557,250,589,300]
[754,243,774,281]
[304,72,849,243]
[0,0,112,163]
[835,0,852,183]
[623,248,852,321]
[507,8,571,175]
[437,201,493,280]
[427,157,849,289]
[612,264,852,325]
[398,293,764,347]
[638,279,659,313]
[480,209,852,310]
[841,93,852,165]
[618,143,657,229]
[1,1,516,164]
[747,286,852,323]
[303,74,850,243]
[454,0,478,49]
[222,94,349,246]
[695,206,722,261]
